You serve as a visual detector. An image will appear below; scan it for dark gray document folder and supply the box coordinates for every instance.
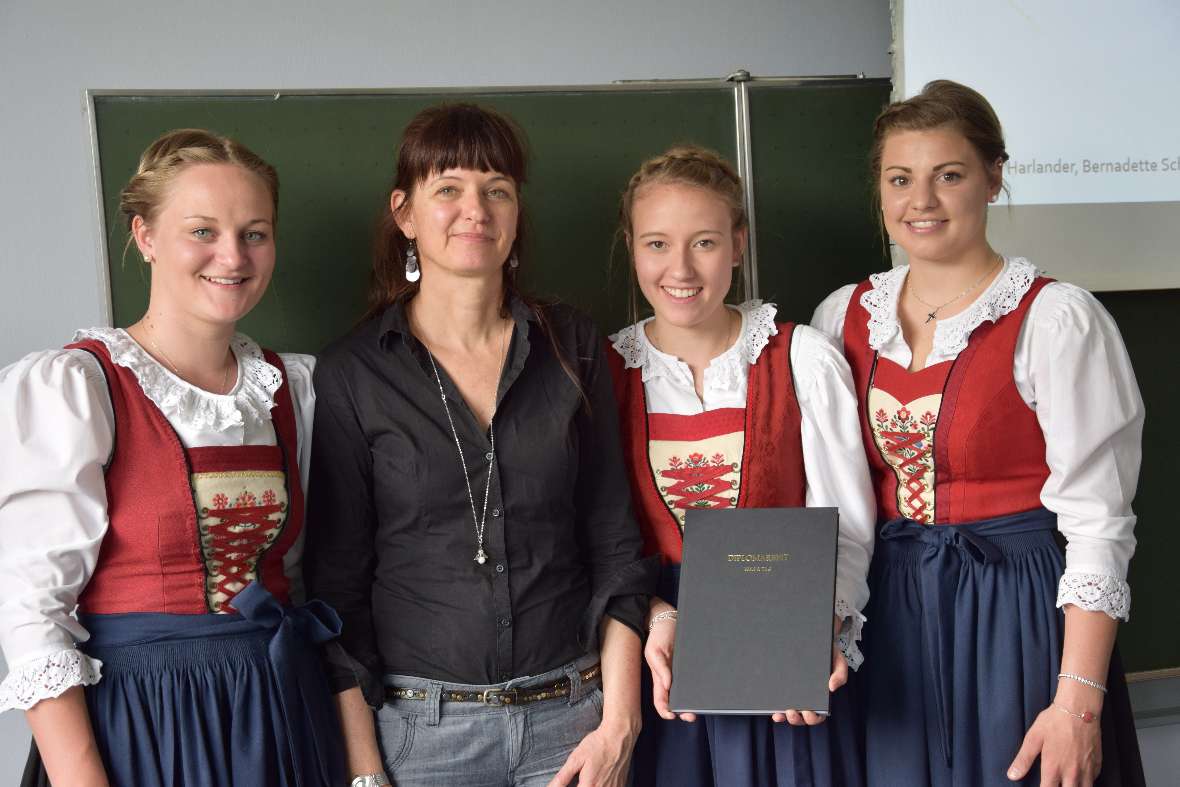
[669,507,838,714]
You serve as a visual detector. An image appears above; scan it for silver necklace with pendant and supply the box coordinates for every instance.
[424,325,507,565]
[908,254,1001,325]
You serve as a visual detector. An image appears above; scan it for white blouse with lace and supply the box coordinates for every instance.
[610,300,877,668]
[0,328,315,712]
[810,257,1142,622]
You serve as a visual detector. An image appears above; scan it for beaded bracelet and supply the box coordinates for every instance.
[648,610,678,631]
[1058,672,1107,694]
[1053,703,1096,723]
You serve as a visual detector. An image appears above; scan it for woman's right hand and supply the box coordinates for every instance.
[644,602,695,722]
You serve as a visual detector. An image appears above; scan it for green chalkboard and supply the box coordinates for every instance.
[748,82,892,321]
[92,82,1172,674]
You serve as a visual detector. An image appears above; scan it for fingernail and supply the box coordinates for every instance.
[1006,769,1018,780]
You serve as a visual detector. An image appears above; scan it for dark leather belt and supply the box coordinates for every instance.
[386,663,601,706]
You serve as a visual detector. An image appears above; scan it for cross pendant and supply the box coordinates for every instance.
[924,311,938,324]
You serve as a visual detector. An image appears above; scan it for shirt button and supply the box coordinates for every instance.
[499,616,512,628]
[495,563,505,573]
[492,508,501,517]
[485,452,493,461]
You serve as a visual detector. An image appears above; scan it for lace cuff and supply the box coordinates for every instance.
[1056,571,1131,622]
[0,649,103,712]
[834,598,866,670]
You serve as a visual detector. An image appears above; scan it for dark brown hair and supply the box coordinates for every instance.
[369,103,585,402]
[368,103,528,316]
[869,80,1009,219]
[119,128,278,258]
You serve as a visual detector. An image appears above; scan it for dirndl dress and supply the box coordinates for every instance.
[22,584,344,787]
[860,510,1143,786]
[17,335,346,786]
[609,319,870,787]
[838,271,1145,786]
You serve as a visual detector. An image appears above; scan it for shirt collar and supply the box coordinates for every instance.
[377,291,539,350]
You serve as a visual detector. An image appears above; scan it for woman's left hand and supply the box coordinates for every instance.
[1006,702,1102,785]
[546,718,637,787]
[772,615,848,726]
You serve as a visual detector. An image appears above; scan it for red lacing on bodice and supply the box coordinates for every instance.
[661,454,735,510]
[878,430,932,523]
[203,497,286,610]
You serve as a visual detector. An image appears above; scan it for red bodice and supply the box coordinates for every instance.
[608,323,807,563]
[842,277,1053,524]
[67,339,304,614]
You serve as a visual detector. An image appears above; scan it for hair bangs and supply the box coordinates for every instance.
[397,104,527,189]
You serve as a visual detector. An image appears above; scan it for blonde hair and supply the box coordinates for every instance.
[616,145,747,322]
[619,144,746,242]
[119,128,279,235]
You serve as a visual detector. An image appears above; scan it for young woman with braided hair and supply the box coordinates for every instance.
[608,145,876,786]
[0,128,343,786]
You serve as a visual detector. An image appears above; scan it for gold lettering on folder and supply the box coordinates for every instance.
[727,553,790,573]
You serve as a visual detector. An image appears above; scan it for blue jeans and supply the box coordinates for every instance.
[376,653,603,787]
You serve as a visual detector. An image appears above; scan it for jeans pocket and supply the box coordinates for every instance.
[375,707,416,770]
[587,686,604,715]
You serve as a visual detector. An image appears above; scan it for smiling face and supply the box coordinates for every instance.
[630,183,745,332]
[133,162,276,329]
[393,168,519,280]
[879,126,1002,267]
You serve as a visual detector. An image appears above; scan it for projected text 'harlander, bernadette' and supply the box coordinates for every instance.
[1005,156,1180,176]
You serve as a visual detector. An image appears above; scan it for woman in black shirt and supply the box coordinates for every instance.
[306,103,655,787]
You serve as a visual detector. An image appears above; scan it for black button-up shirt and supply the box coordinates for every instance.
[306,296,655,696]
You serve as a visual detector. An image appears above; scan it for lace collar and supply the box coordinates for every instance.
[72,328,283,433]
[609,300,779,390]
[858,257,1038,358]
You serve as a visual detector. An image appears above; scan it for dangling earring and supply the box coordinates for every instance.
[144,254,154,264]
[508,252,519,270]
[404,239,420,283]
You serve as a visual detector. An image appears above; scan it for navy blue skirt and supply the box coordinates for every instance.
[630,565,865,787]
[859,509,1144,787]
[21,583,345,787]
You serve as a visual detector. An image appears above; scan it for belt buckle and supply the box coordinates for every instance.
[481,687,518,706]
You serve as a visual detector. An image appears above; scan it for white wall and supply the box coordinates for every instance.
[0,0,890,779]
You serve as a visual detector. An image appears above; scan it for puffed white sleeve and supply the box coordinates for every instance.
[1018,283,1143,621]
[791,325,877,668]
[277,352,316,605]
[0,349,111,711]
[809,283,857,343]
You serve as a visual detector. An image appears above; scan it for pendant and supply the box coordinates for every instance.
[474,548,488,565]
[925,311,938,324]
